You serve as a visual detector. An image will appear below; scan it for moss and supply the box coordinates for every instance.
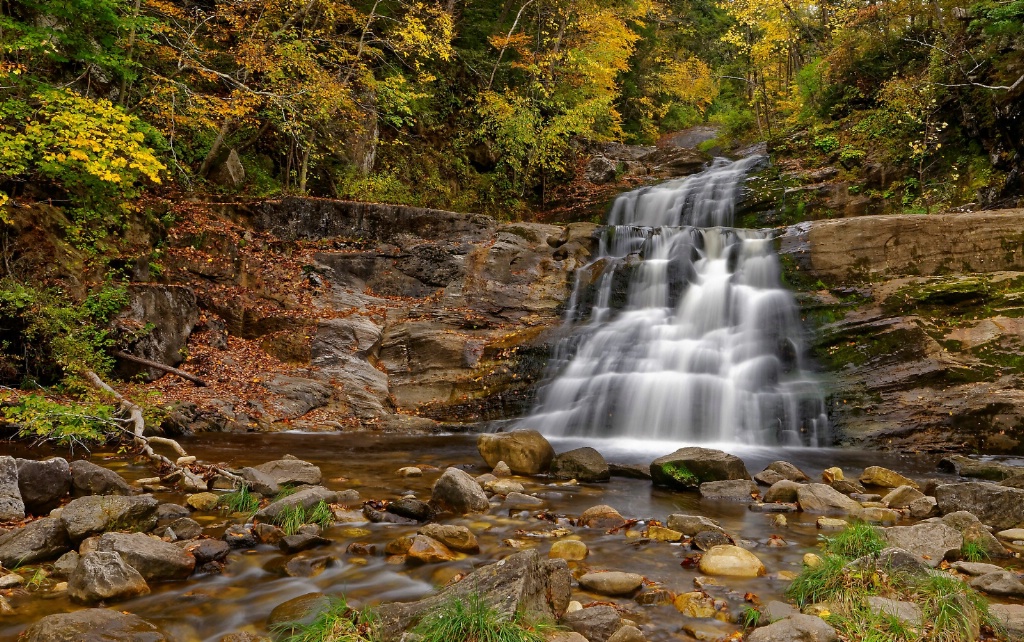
[661,461,699,486]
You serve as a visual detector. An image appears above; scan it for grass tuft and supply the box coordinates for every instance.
[273,501,334,536]
[411,593,555,642]
[271,596,375,642]
[820,521,886,559]
[959,540,989,563]
[220,484,259,515]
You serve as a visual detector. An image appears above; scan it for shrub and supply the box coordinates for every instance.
[812,134,840,154]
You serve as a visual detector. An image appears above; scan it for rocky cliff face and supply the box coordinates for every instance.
[782,209,1024,453]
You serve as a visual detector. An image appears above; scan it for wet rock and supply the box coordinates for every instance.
[97,532,196,581]
[504,492,545,510]
[387,498,434,522]
[942,512,1008,557]
[486,479,525,495]
[418,524,479,553]
[754,461,810,486]
[859,466,918,490]
[700,479,758,502]
[59,495,159,543]
[969,570,1024,597]
[155,503,190,527]
[551,447,610,482]
[697,545,766,577]
[666,514,727,536]
[375,549,571,642]
[830,479,867,496]
[492,461,512,477]
[187,492,220,511]
[746,614,838,642]
[647,525,682,542]
[186,539,231,565]
[937,455,1022,481]
[635,588,673,606]
[935,482,1024,530]
[165,517,203,540]
[0,517,71,566]
[279,531,331,554]
[673,591,717,618]
[609,463,652,480]
[53,550,81,578]
[882,523,962,567]
[68,551,150,604]
[650,447,750,489]
[693,531,732,551]
[851,547,928,574]
[578,571,644,596]
[397,467,422,478]
[477,431,554,475]
[550,539,588,561]
[252,457,322,486]
[19,608,167,642]
[0,572,22,588]
[952,561,1004,576]
[255,486,339,522]
[857,507,899,526]
[239,467,280,495]
[70,460,132,496]
[866,597,922,626]
[816,517,848,531]
[881,485,925,508]
[578,504,625,528]
[607,625,645,642]
[284,552,338,577]
[267,593,330,630]
[750,502,799,513]
[989,604,1024,640]
[796,484,863,514]
[430,467,489,514]
[223,524,258,548]
[405,535,456,564]
[549,634,588,642]
[16,457,71,514]
[909,496,938,518]
[560,606,622,642]
[763,601,799,622]
[0,457,25,522]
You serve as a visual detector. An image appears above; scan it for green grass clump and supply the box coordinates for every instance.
[220,485,259,515]
[412,593,554,642]
[959,540,989,563]
[274,485,299,500]
[820,521,886,559]
[661,462,699,486]
[271,596,375,642]
[274,501,334,536]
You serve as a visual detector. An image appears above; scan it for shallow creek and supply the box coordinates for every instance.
[0,433,996,641]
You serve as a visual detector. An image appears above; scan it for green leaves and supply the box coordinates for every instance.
[1,393,118,446]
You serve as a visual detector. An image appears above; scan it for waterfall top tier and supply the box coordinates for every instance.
[525,156,829,446]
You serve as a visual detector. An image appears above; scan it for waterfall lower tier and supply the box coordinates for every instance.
[524,156,829,446]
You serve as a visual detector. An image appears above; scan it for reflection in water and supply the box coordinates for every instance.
[526,157,829,445]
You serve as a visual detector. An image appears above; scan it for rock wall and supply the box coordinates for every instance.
[781,209,1024,453]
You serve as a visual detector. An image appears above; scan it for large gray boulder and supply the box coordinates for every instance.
[0,456,25,522]
[113,284,199,382]
[650,447,750,489]
[882,522,963,567]
[935,482,1024,529]
[68,551,150,604]
[550,447,610,482]
[429,467,489,514]
[254,486,338,522]
[96,532,196,581]
[252,457,322,486]
[70,460,132,496]
[561,606,622,642]
[754,461,810,486]
[796,484,863,514]
[746,614,838,642]
[989,604,1024,640]
[19,608,167,642]
[375,549,570,642]
[59,495,159,542]
[700,480,758,502]
[477,431,554,475]
[0,517,71,566]
[16,457,71,514]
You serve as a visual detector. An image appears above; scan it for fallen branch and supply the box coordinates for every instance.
[113,350,208,387]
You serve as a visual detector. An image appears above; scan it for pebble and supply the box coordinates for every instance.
[578,571,645,595]
[550,539,588,561]
[697,545,767,577]
[396,467,422,477]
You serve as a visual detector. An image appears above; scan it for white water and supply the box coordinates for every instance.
[526,156,829,446]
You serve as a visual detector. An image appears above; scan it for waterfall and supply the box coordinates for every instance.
[525,156,829,446]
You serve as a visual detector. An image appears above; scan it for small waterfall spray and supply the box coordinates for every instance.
[526,156,829,446]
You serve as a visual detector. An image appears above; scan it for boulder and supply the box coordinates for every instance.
[674,591,717,618]
[19,608,167,642]
[487,479,525,495]
[560,606,622,642]
[0,456,25,522]
[941,511,1009,557]
[375,549,570,641]
[70,460,132,496]
[866,596,922,626]
[857,507,899,526]
[252,457,322,486]
[113,285,199,381]
[937,455,1022,481]
[268,593,331,630]
[578,504,625,528]
[989,604,1024,640]
[386,498,434,522]
[504,492,545,510]
[418,524,479,553]
[607,625,645,642]
[951,561,1004,576]
[185,539,232,565]
[909,496,938,518]
[477,431,554,475]
[254,486,338,522]
[764,480,803,503]
[754,461,811,486]
[697,545,766,577]
[68,551,150,604]
[59,495,159,542]
[405,535,457,564]
[16,457,71,514]
[859,466,918,489]
[585,156,618,184]
[165,517,203,540]
[650,447,750,489]
[430,467,489,514]
[551,447,610,482]
[666,514,727,536]
[96,532,196,581]
[550,540,588,561]
[796,484,863,514]
[222,524,258,548]
[969,570,1024,597]
[239,467,280,495]
[700,479,758,502]
[746,615,838,642]
[578,571,644,596]
[934,482,1024,530]
[0,517,71,566]
[882,523,963,567]
[881,485,925,509]
[53,551,81,578]
[186,493,220,511]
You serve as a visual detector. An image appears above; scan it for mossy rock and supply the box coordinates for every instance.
[650,447,751,489]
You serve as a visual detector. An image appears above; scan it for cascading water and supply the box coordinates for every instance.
[526,156,829,446]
